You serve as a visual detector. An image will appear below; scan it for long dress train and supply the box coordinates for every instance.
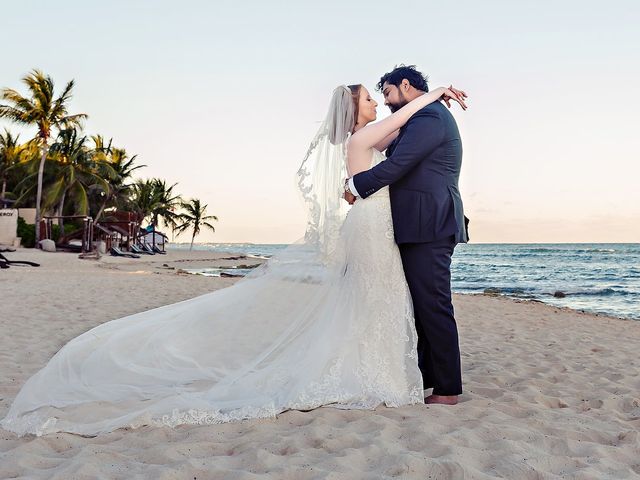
[1,150,423,437]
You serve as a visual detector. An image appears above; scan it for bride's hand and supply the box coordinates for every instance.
[439,86,468,110]
[449,85,468,100]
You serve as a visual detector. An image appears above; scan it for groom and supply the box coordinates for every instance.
[345,65,469,405]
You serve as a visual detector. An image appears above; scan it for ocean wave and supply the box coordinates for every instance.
[451,277,491,283]
[470,247,624,256]
[185,267,257,278]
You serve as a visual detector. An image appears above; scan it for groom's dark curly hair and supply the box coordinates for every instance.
[376,64,429,93]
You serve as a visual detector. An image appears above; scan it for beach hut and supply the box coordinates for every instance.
[141,226,168,251]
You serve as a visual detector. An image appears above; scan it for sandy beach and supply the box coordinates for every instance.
[0,248,639,479]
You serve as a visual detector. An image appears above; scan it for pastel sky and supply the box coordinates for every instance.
[2,0,639,243]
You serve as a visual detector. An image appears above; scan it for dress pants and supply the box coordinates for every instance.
[398,235,462,396]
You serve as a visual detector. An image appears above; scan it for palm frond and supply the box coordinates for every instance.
[43,177,66,210]
[0,105,30,124]
[202,221,216,232]
[70,181,89,215]
[0,88,35,112]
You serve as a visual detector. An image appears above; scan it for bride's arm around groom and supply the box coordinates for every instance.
[345,84,466,201]
[348,86,465,152]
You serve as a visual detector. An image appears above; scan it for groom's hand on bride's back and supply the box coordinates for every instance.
[343,191,357,205]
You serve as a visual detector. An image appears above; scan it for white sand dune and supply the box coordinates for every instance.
[0,248,638,479]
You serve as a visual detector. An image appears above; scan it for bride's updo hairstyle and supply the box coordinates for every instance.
[326,84,361,145]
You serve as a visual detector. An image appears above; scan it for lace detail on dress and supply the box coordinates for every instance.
[339,149,423,408]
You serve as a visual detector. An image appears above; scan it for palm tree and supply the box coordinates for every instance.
[128,178,181,229]
[91,137,145,222]
[128,178,159,222]
[43,128,114,230]
[0,70,87,245]
[0,129,26,201]
[149,179,181,230]
[175,198,218,250]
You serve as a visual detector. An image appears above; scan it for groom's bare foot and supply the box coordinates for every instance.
[424,394,458,405]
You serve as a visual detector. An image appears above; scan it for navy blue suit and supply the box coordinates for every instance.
[352,100,468,396]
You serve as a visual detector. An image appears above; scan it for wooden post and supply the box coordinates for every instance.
[81,217,87,252]
[45,218,52,241]
[88,217,94,252]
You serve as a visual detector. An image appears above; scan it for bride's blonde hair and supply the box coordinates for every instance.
[347,84,362,133]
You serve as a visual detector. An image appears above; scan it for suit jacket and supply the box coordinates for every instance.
[352,101,469,244]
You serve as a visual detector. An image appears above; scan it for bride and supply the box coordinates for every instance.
[1,83,466,437]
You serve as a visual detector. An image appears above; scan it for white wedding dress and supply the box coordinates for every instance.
[1,150,423,437]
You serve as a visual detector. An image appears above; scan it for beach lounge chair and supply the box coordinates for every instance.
[151,245,166,254]
[0,253,40,267]
[131,244,154,255]
[141,243,156,255]
[110,247,140,259]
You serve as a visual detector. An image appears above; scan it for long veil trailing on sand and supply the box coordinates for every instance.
[1,86,422,437]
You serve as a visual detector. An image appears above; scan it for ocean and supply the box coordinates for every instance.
[168,243,640,321]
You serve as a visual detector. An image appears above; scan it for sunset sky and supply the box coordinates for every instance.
[2,0,639,243]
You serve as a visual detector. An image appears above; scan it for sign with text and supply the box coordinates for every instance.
[0,209,18,245]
